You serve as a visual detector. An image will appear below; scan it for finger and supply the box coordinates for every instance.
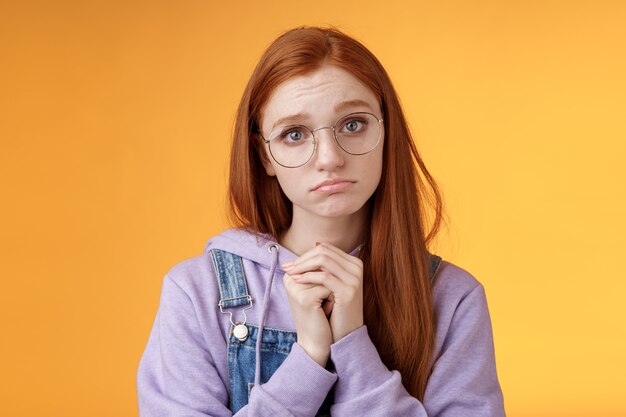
[283,273,318,291]
[317,242,363,269]
[286,273,333,294]
[290,256,351,283]
[281,242,342,267]
[303,284,333,303]
[287,255,360,286]
[287,244,362,276]
[292,271,346,295]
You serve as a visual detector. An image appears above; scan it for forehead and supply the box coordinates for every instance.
[261,65,380,128]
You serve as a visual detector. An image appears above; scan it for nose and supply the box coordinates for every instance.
[313,127,344,170]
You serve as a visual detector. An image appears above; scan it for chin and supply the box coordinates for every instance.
[311,198,367,219]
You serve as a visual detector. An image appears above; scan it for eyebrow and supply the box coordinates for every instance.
[270,99,376,131]
[271,113,309,131]
[334,99,375,115]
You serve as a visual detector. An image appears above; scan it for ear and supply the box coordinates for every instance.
[262,155,276,177]
[255,135,276,177]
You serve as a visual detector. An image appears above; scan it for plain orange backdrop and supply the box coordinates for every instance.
[1,1,625,416]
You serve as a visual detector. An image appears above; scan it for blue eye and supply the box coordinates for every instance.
[279,127,310,144]
[346,121,361,132]
[340,118,366,134]
[285,130,303,141]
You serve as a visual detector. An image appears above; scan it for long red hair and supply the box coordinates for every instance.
[228,26,444,400]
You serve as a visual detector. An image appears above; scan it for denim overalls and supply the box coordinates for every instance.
[210,247,442,415]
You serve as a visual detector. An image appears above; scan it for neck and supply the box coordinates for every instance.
[279,205,369,256]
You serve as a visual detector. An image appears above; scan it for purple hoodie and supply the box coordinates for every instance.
[137,228,506,416]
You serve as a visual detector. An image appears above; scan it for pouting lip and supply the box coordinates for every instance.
[310,178,355,191]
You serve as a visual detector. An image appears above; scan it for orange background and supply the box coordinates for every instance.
[1,1,625,416]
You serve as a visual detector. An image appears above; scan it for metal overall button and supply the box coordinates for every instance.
[218,295,253,342]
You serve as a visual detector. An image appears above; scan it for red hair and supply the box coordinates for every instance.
[228,26,444,399]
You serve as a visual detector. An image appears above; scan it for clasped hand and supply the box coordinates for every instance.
[282,242,363,366]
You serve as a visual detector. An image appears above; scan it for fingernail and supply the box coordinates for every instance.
[282,261,293,268]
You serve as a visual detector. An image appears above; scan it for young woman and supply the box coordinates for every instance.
[137,27,506,416]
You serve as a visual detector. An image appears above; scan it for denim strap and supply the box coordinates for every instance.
[210,249,251,309]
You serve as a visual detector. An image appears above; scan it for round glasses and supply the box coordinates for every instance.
[260,112,383,168]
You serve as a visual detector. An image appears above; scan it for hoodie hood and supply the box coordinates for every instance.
[204,228,294,270]
[204,227,362,269]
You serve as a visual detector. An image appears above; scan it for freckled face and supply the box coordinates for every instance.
[259,65,384,220]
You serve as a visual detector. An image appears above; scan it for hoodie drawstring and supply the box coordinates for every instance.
[254,243,280,387]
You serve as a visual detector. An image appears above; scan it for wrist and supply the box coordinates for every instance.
[298,342,330,367]
[331,314,364,342]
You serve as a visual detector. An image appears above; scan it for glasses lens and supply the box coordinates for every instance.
[268,125,315,167]
[335,113,381,155]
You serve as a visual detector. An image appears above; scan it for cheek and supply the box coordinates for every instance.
[364,148,384,188]
[272,169,300,201]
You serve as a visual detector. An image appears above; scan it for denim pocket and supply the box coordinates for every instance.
[228,324,296,413]
[227,324,332,416]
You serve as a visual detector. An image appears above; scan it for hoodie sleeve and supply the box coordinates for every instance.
[328,284,506,417]
[137,274,337,417]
